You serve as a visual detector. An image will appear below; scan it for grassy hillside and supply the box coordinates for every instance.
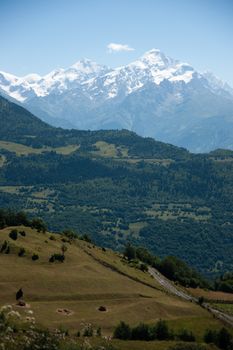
[0,226,227,344]
[1,95,233,278]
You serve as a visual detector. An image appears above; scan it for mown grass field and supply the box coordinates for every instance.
[0,140,79,155]
[187,287,233,302]
[0,226,225,340]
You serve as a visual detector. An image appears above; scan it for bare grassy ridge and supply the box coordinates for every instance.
[0,226,224,339]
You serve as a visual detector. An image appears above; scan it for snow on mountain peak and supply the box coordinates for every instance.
[0,49,231,104]
[68,58,107,75]
[140,48,176,68]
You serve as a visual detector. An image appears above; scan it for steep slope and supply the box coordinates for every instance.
[0,225,223,337]
[1,49,233,152]
[0,95,54,141]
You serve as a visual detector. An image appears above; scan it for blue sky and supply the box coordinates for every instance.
[1,0,233,85]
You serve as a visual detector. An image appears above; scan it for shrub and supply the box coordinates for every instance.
[123,243,136,261]
[32,253,39,261]
[156,256,210,289]
[9,229,18,241]
[18,247,26,257]
[0,311,8,333]
[5,246,10,254]
[58,325,69,336]
[113,321,131,340]
[218,327,233,350]
[154,319,172,340]
[49,235,56,241]
[63,229,76,240]
[49,253,65,263]
[19,230,26,237]
[204,329,217,343]
[31,218,47,233]
[198,296,205,305]
[113,319,174,341]
[177,329,196,342]
[131,322,151,341]
[204,327,233,350]
[83,324,93,337]
[0,240,8,253]
[96,326,102,336]
[80,234,92,243]
[139,262,148,272]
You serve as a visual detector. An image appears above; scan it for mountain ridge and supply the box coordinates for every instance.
[1,49,233,152]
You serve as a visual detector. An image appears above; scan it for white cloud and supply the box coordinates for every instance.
[107,43,135,53]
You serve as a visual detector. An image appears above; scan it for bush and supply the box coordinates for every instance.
[32,253,39,261]
[0,209,30,229]
[204,329,217,343]
[113,319,174,341]
[218,327,233,350]
[18,247,26,257]
[204,327,233,350]
[83,324,93,337]
[49,253,65,263]
[177,329,196,342]
[31,218,47,233]
[96,326,102,336]
[9,229,18,241]
[139,262,148,272]
[135,246,158,265]
[123,243,136,261]
[198,296,205,305]
[156,256,209,289]
[80,234,92,243]
[0,240,8,253]
[131,322,151,341]
[63,229,76,240]
[113,321,131,340]
[154,319,172,340]
[19,230,26,237]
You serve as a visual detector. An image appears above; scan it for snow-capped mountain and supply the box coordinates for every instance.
[1,49,233,152]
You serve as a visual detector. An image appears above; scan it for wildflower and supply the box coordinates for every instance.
[0,305,12,313]
[6,310,21,319]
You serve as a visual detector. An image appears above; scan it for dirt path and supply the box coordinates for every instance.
[148,266,233,327]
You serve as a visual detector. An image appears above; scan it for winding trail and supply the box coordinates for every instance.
[148,266,233,327]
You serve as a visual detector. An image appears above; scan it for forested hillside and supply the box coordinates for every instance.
[1,96,233,277]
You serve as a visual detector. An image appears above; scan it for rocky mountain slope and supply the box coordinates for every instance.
[1,49,233,152]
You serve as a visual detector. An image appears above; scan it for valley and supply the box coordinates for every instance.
[1,2,233,349]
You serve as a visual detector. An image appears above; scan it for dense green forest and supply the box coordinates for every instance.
[1,95,233,278]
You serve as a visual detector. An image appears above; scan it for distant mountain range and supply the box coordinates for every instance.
[1,49,233,152]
